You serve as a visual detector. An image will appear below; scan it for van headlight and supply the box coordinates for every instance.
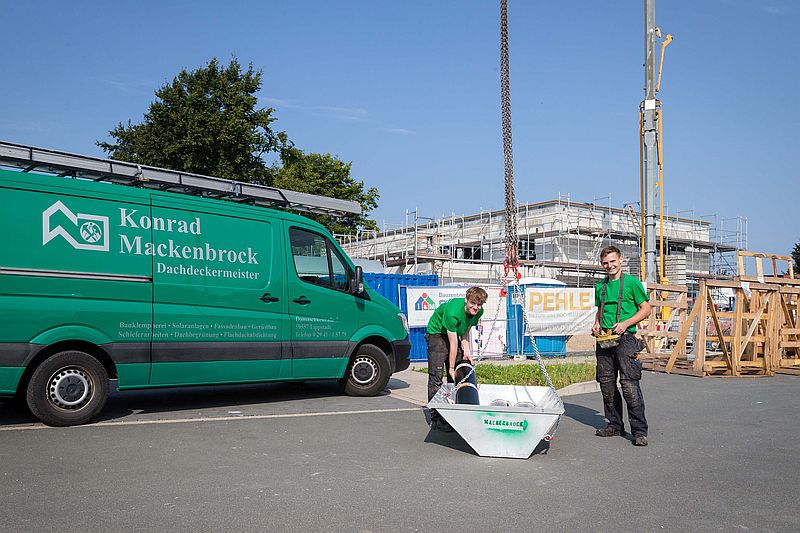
[397,313,410,334]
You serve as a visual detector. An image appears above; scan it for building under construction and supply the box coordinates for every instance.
[336,195,747,292]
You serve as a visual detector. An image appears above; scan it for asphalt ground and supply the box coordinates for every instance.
[0,370,798,532]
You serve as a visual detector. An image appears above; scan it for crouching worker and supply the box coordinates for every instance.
[592,246,652,446]
[425,286,487,431]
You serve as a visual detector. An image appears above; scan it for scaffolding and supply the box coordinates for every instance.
[336,195,747,289]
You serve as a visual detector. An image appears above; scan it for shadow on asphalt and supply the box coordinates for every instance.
[0,379,362,427]
[424,428,476,455]
[386,377,410,390]
[562,401,607,430]
[0,398,31,425]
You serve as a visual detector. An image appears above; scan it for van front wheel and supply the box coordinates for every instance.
[343,344,390,397]
[26,351,109,427]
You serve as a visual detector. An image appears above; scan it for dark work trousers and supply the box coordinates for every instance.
[595,332,648,437]
[425,332,463,422]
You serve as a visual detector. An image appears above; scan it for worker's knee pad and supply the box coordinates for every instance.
[619,379,643,407]
[595,355,616,384]
[599,381,618,400]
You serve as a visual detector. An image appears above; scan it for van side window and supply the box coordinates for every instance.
[289,227,350,291]
[329,246,348,291]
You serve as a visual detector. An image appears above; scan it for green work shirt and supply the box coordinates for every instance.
[594,274,649,333]
[426,297,484,337]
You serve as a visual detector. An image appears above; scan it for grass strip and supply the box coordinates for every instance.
[415,362,596,390]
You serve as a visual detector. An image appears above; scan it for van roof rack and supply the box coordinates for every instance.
[0,140,361,216]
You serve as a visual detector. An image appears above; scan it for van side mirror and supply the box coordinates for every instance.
[352,266,365,294]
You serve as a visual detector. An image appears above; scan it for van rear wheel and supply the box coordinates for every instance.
[26,350,108,427]
[343,344,390,397]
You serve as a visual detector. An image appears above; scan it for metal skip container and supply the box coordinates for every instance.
[428,384,564,459]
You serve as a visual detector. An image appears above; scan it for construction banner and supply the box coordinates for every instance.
[405,285,509,356]
[406,285,599,337]
[405,286,472,327]
[522,287,596,336]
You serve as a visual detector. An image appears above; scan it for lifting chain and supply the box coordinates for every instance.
[498,1,559,397]
[474,2,563,442]
[500,0,518,267]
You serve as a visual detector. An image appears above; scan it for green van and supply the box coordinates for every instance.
[0,167,410,426]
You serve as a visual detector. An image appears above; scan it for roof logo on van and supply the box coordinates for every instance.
[42,201,109,252]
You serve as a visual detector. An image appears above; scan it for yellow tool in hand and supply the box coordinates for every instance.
[596,329,621,349]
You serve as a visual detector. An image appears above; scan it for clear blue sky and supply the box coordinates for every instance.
[1,1,796,256]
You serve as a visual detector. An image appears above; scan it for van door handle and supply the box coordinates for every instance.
[259,293,279,303]
[292,296,312,305]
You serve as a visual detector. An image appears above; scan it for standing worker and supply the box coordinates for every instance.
[425,286,488,431]
[592,246,652,446]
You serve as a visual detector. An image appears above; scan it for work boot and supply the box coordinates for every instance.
[632,435,649,447]
[595,426,624,437]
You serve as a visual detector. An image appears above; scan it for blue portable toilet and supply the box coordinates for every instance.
[507,277,568,356]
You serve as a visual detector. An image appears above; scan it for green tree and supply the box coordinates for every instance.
[99,57,380,233]
[792,241,800,275]
[98,57,287,182]
[272,148,379,234]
